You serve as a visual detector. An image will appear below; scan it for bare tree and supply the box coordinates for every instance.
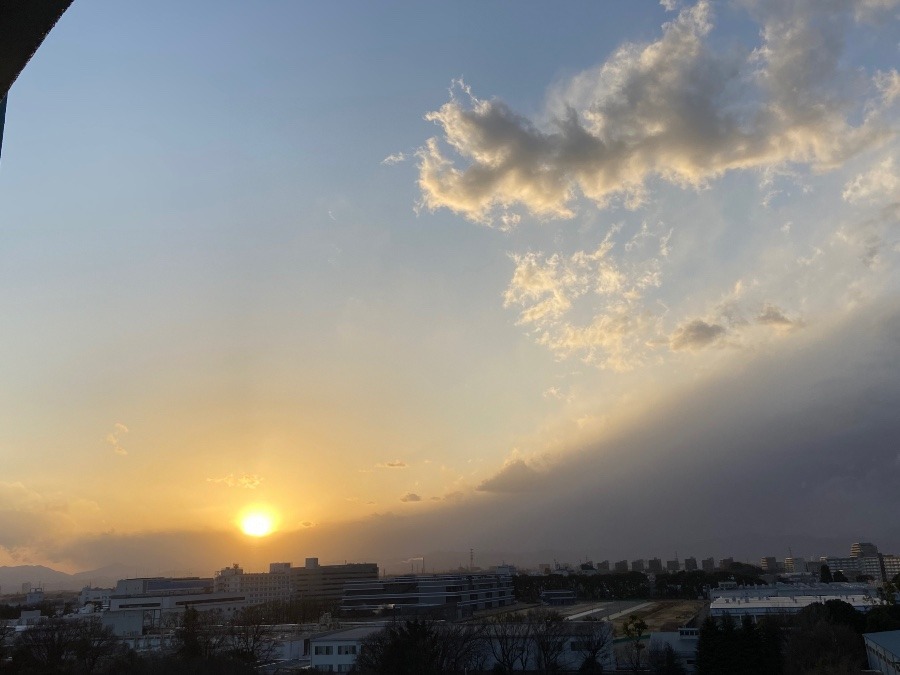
[12,617,126,674]
[572,618,613,672]
[436,621,489,672]
[486,614,533,673]
[226,605,279,665]
[528,609,569,674]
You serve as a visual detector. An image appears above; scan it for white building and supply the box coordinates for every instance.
[710,593,879,623]
[863,630,900,675]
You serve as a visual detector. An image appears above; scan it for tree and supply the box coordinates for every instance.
[528,609,568,674]
[648,643,687,675]
[354,619,443,675]
[486,613,532,673]
[11,617,127,674]
[572,618,612,673]
[832,570,849,583]
[226,605,278,665]
[174,607,228,662]
[621,614,648,673]
[819,564,833,584]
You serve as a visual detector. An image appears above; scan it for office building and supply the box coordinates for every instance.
[684,557,698,572]
[340,573,514,618]
[648,558,663,573]
[631,559,645,573]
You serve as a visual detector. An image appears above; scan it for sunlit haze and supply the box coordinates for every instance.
[0,0,898,577]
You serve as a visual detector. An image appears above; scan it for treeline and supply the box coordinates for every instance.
[352,610,612,675]
[0,605,279,674]
[696,599,900,675]
[513,564,766,602]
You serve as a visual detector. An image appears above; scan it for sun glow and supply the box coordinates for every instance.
[240,510,276,537]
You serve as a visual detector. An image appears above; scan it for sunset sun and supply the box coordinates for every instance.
[240,512,275,537]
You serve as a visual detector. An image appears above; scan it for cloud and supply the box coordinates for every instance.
[503,224,669,369]
[400,493,422,503]
[416,1,893,224]
[843,155,900,204]
[300,521,315,528]
[376,461,408,469]
[206,473,262,489]
[476,459,541,493]
[382,152,408,165]
[669,319,726,351]
[756,304,798,328]
[105,423,128,456]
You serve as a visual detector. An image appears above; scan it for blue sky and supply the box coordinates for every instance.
[1,0,898,573]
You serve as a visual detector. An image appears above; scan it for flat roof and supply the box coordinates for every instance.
[711,595,875,611]
[311,625,386,642]
[864,630,900,656]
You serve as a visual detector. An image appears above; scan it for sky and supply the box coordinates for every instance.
[0,0,898,576]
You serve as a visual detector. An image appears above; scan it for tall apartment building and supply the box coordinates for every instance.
[214,557,378,606]
[648,558,663,573]
[614,560,629,573]
[701,557,715,573]
[760,556,779,572]
[666,559,680,573]
[684,557,698,572]
[631,559,645,572]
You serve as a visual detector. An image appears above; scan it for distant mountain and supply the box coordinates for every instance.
[0,563,144,594]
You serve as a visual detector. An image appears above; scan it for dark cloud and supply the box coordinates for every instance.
[377,461,408,469]
[756,304,796,327]
[400,493,422,503]
[476,460,541,493]
[669,319,726,350]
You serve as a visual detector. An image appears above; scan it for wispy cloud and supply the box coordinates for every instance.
[206,473,263,489]
[105,423,129,456]
[381,152,408,165]
[376,461,408,469]
[400,492,422,502]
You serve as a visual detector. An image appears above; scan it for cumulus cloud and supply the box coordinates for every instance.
[206,473,262,489]
[476,459,541,493]
[105,423,128,456]
[400,493,422,502]
[417,1,893,224]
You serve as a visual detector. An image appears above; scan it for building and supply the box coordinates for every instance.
[650,626,700,673]
[648,558,663,573]
[784,556,807,573]
[719,557,734,570]
[291,558,379,604]
[863,630,900,675]
[666,559,680,573]
[684,557,698,572]
[614,560,629,573]
[760,557,778,572]
[213,558,379,607]
[340,573,514,618]
[596,560,610,572]
[631,559,645,573]
[709,593,879,623]
[701,558,715,573]
[851,542,879,558]
[883,555,900,581]
[79,586,112,610]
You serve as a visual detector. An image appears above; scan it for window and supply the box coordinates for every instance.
[337,645,357,655]
[314,645,334,655]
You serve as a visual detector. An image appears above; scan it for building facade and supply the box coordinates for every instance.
[340,574,515,618]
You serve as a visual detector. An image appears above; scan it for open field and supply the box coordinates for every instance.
[610,599,705,634]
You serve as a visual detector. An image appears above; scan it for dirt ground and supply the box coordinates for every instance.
[611,600,705,634]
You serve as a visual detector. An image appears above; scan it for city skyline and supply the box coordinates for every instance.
[0,0,899,573]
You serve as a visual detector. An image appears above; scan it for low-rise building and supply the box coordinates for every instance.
[340,573,514,618]
[709,593,879,623]
[863,630,900,675]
